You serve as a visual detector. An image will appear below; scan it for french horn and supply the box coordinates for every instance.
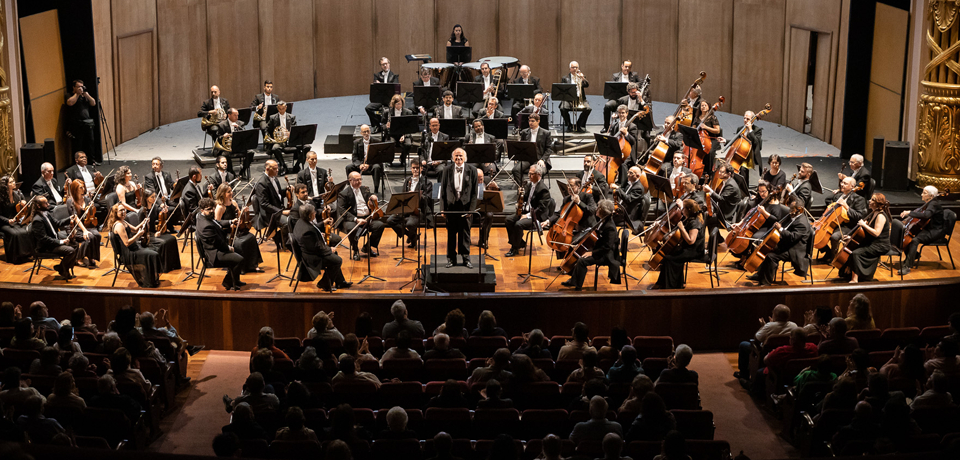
[201,107,226,129]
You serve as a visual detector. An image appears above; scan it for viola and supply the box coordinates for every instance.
[92,171,104,201]
[560,219,602,274]
[547,192,585,253]
[324,168,335,193]
[81,201,98,228]
[684,96,724,178]
[14,194,35,226]
[516,183,526,217]
[638,71,706,191]
[743,208,802,272]
[709,104,772,190]
[283,176,293,209]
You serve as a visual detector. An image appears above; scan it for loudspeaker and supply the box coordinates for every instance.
[42,138,56,170]
[872,136,885,187]
[883,141,910,191]
[19,143,44,192]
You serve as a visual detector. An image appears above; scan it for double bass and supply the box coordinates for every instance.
[684,97,724,178]
[638,72,707,190]
[708,104,772,191]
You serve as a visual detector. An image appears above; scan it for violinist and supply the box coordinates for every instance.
[114,166,142,213]
[289,184,341,248]
[839,193,891,283]
[514,113,553,188]
[31,163,65,205]
[29,196,78,280]
[215,184,263,274]
[659,153,692,200]
[297,151,335,201]
[653,116,683,165]
[561,199,621,291]
[138,190,181,272]
[64,151,100,198]
[107,204,161,288]
[338,171,386,260]
[144,157,176,206]
[505,164,550,258]
[762,154,786,189]
[387,161,433,248]
[719,111,763,183]
[693,100,721,172]
[837,154,872,200]
[822,177,868,261]
[467,118,500,177]
[546,177,597,235]
[420,117,451,176]
[206,156,236,195]
[748,198,811,286]
[899,185,946,275]
[195,197,245,291]
[785,163,814,210]
[440,148,478,267]
[346,124,384,196]
[382,95,413,165]
[651,199,704,290]
[581,155,609,202]
[294,203,350,292]
[609,166,649,234]
[65,180,101,268]
[0,175,35,264]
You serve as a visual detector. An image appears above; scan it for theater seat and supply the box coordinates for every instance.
[270,440,322,459]
[671,409,715,440]
[633,336,674,360]
[520,408,569,440]
[654,383,701,410]
[371,439,422,460]
[473,408,520,439]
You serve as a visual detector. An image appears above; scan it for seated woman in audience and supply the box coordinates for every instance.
[656,344,698,385]
[339,334,378,366]
[923,337,960,376]
[107,347,151,397]
[376,406,418,440]
[598,327,630,361]
[66,353,98,379]
[251,349,289,397]
[558,322,596,361]
[324,403,370,442]
[28,347,63,376]
[109,306,138,337]
[70,307,99,335]
[423,333,466,360]
[653,430,690,460]
[840,294,875,331]
[10,319,46,351]
[275,406,319,442]
[222,372,280,414]
[509,354,550,387]
[801,306,835,338]
[625,393,675,442]
[607,345,643,384]
[514,329,552,360]
[433,308,469,339]
[471,310,507,338]
[567,349,606,384]
[292,347,329,383]
[221,402,268,441]
[251,327,291,362]
[44,372,86,411]
[792,355,836,396]
[98,332,122,355]
[880,344,926,396]
[307,311,344,341]
[425,379,470,410]
[284,381,318,411]
[568,379,608,413]
[619,374,654,413]
[380,330,422,364]
[476,379,513,409]
[468,349,513,386]
[53,325,81,356]
[124,329,167,370]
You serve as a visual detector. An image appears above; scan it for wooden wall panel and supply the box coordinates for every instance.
[19,11,65,149]
[498,0,561,89]
[559,0,621,96]
[91,0,116,152]
[623,0,678,104]
[157,0,208,125]
[111,0,158,131]
[435,0,497,65]
[117,32,156,143]
[259,0,315,103]
[785,28,809,133]
[731,0,785,124]
[863,3,909,161]
[207,0,261,105]
[677,0,734,108]
[314,0,373,98]
[810,34,832,142]
[373,0,436,93]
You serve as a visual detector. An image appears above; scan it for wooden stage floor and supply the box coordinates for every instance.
[2,224,959,295]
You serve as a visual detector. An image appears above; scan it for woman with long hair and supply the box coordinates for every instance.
[114,166,142,213]
[107,203,161,288]
[446,24,469,47]
[138,190,181,272]
[652,199,705,289]
[214,184,263,273]
[65,179,102,267]
[0,175,35,263]
[841,193,891,283]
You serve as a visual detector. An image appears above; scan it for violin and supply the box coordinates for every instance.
[283,176,293,210]
[321,205,333,245]
[709,103,772,190]
[230,195,255,246]
[684,96,724,178]
[639,71,706,191]
[13,194,35,226]
[743,206,804,272]
[133,174,144,208]
[81,201,98,228]
[92,171,104,198]
[547,188,586,253]
[516,183,526,217]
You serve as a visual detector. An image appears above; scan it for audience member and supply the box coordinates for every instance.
[212,432,242,457]
[44,372,85,411]
[567,349,606,384]
[831,401,880,454]
[625,393,676,442]
[842,294,876,331]
[476,379,514,409]
[332,355,382,388]
[656,344,698,385]
[339,334,378,366]
[838,348,873,392]
[652,430,689,460]
[509,354,550,386]
[763,329,818,376]
[381,330,423,363]
[801,306,835,338]
[924,337,960,376]
[598,327,631,361]
[140,309,203,356]
[28,301,60,332]
[28,347,63,376]
[354,312,375,338]
[221,402,268,441]
[250,348,289,396]
[10,319,45,351]
[619,374,654,413]
[307,311,344,341]
[376,406,418,440]
[471,310,508,337]
[607,345,643,384]
[53,325,81,355]
[222,372,280,413]
[125,328,168,370]
[0,399,25,442]
[110,306,138,337]
[539,434,564,460]
[514,329,552,360]
[275,406,319,442]
[427,431,463,460]
[252,327,291,362]
[66,353,98,378]
[382,300,425,339]
[736,304,797,378]
[70,307,99,335]
[292,346,329,383]
[599,432,632,460]
[324,403,369,443]
[860,373,904,418]
[107,347,152,396]
[818,318,859,355]
[99,332,122,355]
[569,378,609,413]
[948,312,960,341]
[88,374,142,423]
[424,333,466,360]
[425,379,470,409]
[570,395,623,444]
[879,397,921,442]
[325,439,354,460]
[15,395,64,444]
[0,302,20,328]
[0,368,45,414]
[792,355,836,395]
[468,348,513,386]
[820,376,858,414]
[880,344,926,394]
[434,309,469,338]
[911,370,956,410]
[559,322,597,361]
[285,381,318,411]
[487,434,519,460]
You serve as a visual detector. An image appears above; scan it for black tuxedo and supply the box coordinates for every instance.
[758,213,812,284]
[199,97,231,140]
[365,73,400,131]
[250,93,281,110]
[506,180,551,251]
[440,163,478,263]
[206,169,236,194]
[144,171,175,200]
[64,165,98,186]
[580,168,609,203]
[419,131,451,178]
[254,174,286,229]
[296,167,330,198]
[615,179,649,234]
[610,71,641,83]
[293,218,344,287]
[824,191,867,256]
[374,71,400,84]
[791,180,813,210]
[467,130,500,174]
[213,119,253,175]
[32,178,65,204]
[383,107,414,164]
[179,180,203,217]
[513,127,554,186]
[266,113,296,139]
[603,71,643,128]
[387,176,434,244]
[265,112,298,169]
[474,108,504,120]
[337,185,386,251]
[196,212,243,288]
[849,166,872,200]
[30,211,78,277]
[560,73,591,130]
[903,198,947,269]
[413,77,442,88]
[431,104,465,120]
[570,217,621,288]
[346,138,384,195]
[715,178,742,226]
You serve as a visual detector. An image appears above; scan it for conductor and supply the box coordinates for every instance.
[440,148,479,268]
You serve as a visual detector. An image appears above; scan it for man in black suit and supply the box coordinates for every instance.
[824,177,868,260]
[580,154,609,203]
[608,105,641,186]
[297,151,333,201]
[562,199,621,290]
[338,171,385,260]
[423,90,464,121]
[466,119,500,178]
[785,163,814,210]
[66,79,100,164]
[514,114,553,187]
[32,163,65,205]
[265,101,297,175]
[254,160,290,238]
[601,61,642,130]
[214,108,254,179]
[365,58,401,132]
[611,166,649,234]
[64,151,100,197]
[475,97,504,120]
[388,161,434,248]
[294,203,351,291]
[510,65,543,118]
[29,196,78,279]
[143,157,176,206]
[505,164,551,257]
[659,152,693,199]
[195,198,245,290]
[180,166,204,219]
[440,148,478,267]
[899,185,947,275]
[720,110,762,184]
[250,80,280,134]
[345,124,384,196]
[472,62,503,114]
[288,183,341,250]
[560,61,591,133]
[838,153,872,201]
[651,116,684,166]
[615,83,653,142]
[546,177,598,236]
[708,162,743,231]
[751,200,811,285]
[420,118,451,177]
[199,85,230,144]
[206,156,236,196]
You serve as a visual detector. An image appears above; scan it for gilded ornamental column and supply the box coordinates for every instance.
[917,0,960,190]
[0,2,15,179]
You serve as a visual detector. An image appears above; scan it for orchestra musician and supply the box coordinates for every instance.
[514,113,553,188]
[144,157,176,206]
[466,118,500,177]
[338,171,386,260]
[180,166,205,219]
[294,203,351,292]
[29,196,78,280]
[610,104,641,185]
[440,148,478,268]
[693,100,722,173]
[251,80,280,134]
[447,24,469,47]
[610,166,650,234]
[215,184,263,274]
[387,161,434,248]
[114,166,142,213]
[66,79,100,164]
[265,101,297,175]
[731,181,787,267]
[837,154,872,200]
[719,111,763,183]
[199,86,230,144]
[413,67,441,89]
[0,175,35,264]
[297,151,334,201]
[505,164,550,258]
[651,198,704,290]
[546,177,598,236]
[659,152,692,199]
[785,163,814,210]
[652,116,684,166]
[215,108,254,179]
[254,160,290,243]
[822,177,868,261]
[611,82,651,138]
[560,61,591,133]
[838,193,891,283]
[602,61,641,131]
[748,198,811,286]
[708,162,742,229]
[346,124,385,196]
[383,95,413,165]
[421,90,464,121]
[581,154,609,203]
[288,183,342,249]
[510,65,542,118]
[519,93,549,116]
[683,86,703,121]
[473,62,503,114]
[64,151,100,198]
[898,185,946,275]
[206,156,236,196]
[561,199,621,290]
[195,197,245,291]
[138,190,182,273]
[107,204,161,288]
[763,154,786,190]
[420,118,450,177]
[366,58,400,133]
[32,163,66,205]
[65,180,101,268]
[476,96,504,120]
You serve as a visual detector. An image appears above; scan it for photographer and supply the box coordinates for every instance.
[65,79,100,164]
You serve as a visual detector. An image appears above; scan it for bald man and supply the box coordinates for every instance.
[199,85,231,144]
[510,65,543,118]
[823,176,868,261]
[560,61,591,133]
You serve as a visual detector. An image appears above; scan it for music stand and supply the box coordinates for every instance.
[464,143,496,167]
[288,124,317,147]
[405,54,433,63]
[321,180,348,205]
[676,124,703,152]
[603,82,628,101]
[170,176,192,202]
[237,108,253,126]
[370,83,401,106]
[809,171,824,194]
[456,82,484,106]
[224,129,259,175]
[387,191,420,266]
[430,141,461,164]
[265,103,294,117]
[506,84,536,103]
[646,174,674,216]
[480,118,509,139]
[557,180,571,198]
[594,133,624,183]
[390,116,421,138]
[506,141,539,171]
[478,190,504,262]
[446,46,472,64]
[439,119,468,139]
[552,82,578,148]
[413,86,441,112]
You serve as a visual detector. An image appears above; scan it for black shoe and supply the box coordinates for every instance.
[370,248,380,257]
[337,281,353,289]
[746,273,760,282]
[898,268,911,275]
[249,268,265,273]
[505,250,518,257]
[610,276,622,285]
[221,282,234,290]
[445,262,454,268]
[407,240,417,248]
[186,345,205,356]
[351,252,361,261]
[600,128,608,134]
[236,281,247,287]
[317,279,335,292]
[561,279,575,287]
[464,260,474,269]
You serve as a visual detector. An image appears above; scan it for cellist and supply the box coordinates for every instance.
[822,177,868,261]
[561,199,620,291]
[608,105,640,187]
[610,166,649,235]
[650,198,704,290]
[731,181,788,268]
[898,185,946,275]
[652,116,684,165]
[784,163,814,210]
[748,198,811,286]
[545,177,597,239]
[717,111,763,184]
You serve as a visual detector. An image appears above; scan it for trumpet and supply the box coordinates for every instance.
[265,126,289,145]
[201,107,226,129]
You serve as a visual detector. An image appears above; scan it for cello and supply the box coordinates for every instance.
[743,206,804,272]
[559,218,603,274]
[547,185,587,253]
[647,226,684,271]
[603,76,653,185]
[811,183,863,249]
[638,71,707,190]
[684,96,724,178]
[900,189,948,249]
[724,185,782,254]
[708,104,772,191]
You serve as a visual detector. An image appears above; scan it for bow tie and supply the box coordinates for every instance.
[456,167,463,173]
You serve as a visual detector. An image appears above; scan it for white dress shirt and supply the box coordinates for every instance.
[443,105,453,119]
[47,180,62,203]
[310,169,319,196]
[156,172,168,197]
[78,167,95,192]
[454,166,464,197]
[353,187,369,217]
[620,73,630,83]
[264,94,272,106]
[213,98,222,110]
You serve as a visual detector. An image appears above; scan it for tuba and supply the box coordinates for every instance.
[201,107,226,129]
[265,126,289,145]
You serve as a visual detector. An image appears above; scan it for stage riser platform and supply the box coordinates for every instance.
[4,279,956,353]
